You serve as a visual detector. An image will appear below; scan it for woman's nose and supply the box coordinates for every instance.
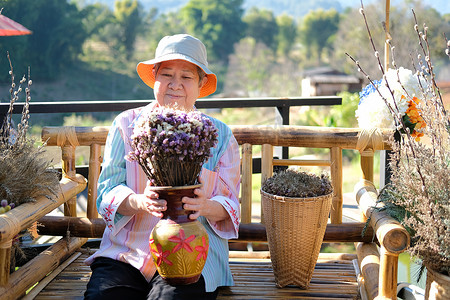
[168,77,181,89]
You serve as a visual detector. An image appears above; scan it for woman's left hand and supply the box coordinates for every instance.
[182,181,229,223]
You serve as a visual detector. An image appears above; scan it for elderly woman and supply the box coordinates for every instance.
[84,34,241,300]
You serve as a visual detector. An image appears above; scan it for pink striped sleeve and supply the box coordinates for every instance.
[201,136,241,239]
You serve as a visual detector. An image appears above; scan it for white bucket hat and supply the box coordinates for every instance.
[137,34,217,98]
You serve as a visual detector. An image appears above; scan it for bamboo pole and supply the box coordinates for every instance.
[87,143,102,219]
[43,125,392,150]
[330,147,343,224]
[37,216,106,238]
[42,126,109,146]
[229,250,270,259]
[378,247,398,299]
[0,241,11,286]
[38,216,376,243]
[61,145,78,217]
[0,237,87,300]
[354,180,410,254]
[356,242,380,300]
[261,144,273,183]
[0,175,86,242]
[240,144,252,224]
[43,126,104,218]
[22,252,82,300]
[231,125,391,150]
[353,258,370,300]
[361,155,374,182]
[231,221,377,243]
[43,125,394,153]
[260,144,273,223]
[272,158,331,166]
[355,178,408,300]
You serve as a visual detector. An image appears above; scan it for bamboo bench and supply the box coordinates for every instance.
[0,125,410,300]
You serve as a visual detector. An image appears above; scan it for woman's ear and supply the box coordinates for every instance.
[152,68,156,78]
[199,75,208,88]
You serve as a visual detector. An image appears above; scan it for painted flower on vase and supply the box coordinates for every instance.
[169,229,195,253]
[151,243,173,267]
[195,236,209,261]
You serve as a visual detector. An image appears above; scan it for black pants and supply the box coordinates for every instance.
[84,257,218,300]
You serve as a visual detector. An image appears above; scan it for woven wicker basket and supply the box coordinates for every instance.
[261,189,333,288]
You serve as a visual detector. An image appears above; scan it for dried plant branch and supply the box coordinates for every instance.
[0,54,61,273]
[348,6,430,194]
[0,54,60,207]
[351,4,450,276]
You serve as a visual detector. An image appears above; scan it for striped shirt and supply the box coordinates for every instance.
[85,101,241,292]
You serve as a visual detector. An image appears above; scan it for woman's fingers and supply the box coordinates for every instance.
[188,211,200,220]
[144,198,166,214]
[144,184,159,199]
[142,183,167,217]
[182,186,207,220]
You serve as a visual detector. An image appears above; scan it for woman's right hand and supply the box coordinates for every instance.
[118,186,167,218]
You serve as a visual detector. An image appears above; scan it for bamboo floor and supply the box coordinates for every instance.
[29,249,361,300]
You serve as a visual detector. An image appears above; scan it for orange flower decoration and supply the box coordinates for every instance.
[406,97,426,141]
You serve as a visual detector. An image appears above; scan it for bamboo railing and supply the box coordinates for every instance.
[354,179,410,299]
[0,176,86,299]
[0,125,409,299]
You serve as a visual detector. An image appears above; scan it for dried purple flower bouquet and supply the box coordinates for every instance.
[127,106,218,186]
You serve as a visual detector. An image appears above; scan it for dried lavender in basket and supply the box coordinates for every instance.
[261,169,333,198]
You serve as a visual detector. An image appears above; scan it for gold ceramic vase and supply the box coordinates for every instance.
[149,184,209,285]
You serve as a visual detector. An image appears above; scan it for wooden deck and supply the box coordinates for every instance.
[28,249,361,300]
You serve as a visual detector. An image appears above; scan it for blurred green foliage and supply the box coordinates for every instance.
[0,0,87,80]
[299,9,340,63]
[295,91,359,128]
[180,0,245,63]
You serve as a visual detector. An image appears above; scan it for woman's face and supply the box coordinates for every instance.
[153,59,207,110]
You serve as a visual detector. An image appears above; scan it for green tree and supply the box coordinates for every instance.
[224,37,301,97]
[114,0,143,60]
[444,13,450,23]
[180,0,245,63]
[0,0,88,81]
[243,7,278,51]
[275,14,297,57]
[81,3,114,37]
[224,37,273,96]
[299,8,340,63]
[147,11,187,53]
